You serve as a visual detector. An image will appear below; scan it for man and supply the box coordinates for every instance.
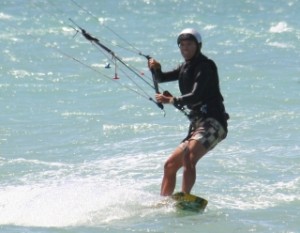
[148,28,229,196]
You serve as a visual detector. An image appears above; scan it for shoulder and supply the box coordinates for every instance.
[198,55,218,72]
[206,59,218,72]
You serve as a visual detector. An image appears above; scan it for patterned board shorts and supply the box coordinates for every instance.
[181,117,227,151]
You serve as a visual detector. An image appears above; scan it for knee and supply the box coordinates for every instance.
[183,154,196,171]
[163,160,179,175]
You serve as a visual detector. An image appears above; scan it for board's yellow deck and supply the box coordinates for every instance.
[171,192,208,212]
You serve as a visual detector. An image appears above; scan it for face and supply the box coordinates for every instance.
[179,40,198,60]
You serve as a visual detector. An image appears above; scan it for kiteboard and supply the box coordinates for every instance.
[171,192,208,212]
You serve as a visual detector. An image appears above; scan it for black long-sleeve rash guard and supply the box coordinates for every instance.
[155,53,228,131]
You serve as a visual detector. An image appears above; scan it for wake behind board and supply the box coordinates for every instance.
[171,192,208,213]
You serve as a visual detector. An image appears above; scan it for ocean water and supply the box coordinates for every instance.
[1,0,299,232]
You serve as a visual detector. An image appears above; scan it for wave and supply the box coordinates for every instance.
[0,12,13,20]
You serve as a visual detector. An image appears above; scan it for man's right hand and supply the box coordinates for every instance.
[148,58,161,70]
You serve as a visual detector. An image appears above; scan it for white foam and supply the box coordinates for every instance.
[0,12,13,20]
[8,69,31,79]
[0,178,164,227]
[269,21,292,33]
[203,24,217,30]
[0,153,167,227]
[211,177,300,211]
[267,41,294,49]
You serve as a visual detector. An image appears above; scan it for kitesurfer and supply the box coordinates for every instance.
[148,28,229,196]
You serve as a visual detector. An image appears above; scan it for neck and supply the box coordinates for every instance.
[185,51,201,62]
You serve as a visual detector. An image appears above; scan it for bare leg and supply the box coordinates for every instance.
[182,140,208,194]
[160,145,187,196]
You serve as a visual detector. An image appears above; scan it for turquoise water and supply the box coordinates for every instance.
[1,0,299,232]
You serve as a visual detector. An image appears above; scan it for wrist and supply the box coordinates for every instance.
[169,97,175,104]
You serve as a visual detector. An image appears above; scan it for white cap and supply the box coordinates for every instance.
[177,28,202,44]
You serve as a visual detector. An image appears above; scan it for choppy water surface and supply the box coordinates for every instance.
[1,0,299,232]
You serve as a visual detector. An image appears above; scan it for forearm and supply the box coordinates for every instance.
[155,69,179,83]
